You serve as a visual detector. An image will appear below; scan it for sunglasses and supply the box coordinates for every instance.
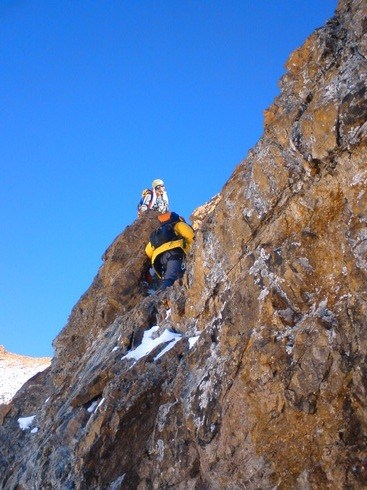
[155,185,164,189]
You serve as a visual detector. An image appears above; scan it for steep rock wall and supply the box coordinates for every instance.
[1,0,367,488]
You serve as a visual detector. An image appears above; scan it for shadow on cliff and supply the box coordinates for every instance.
[51,211,168,382]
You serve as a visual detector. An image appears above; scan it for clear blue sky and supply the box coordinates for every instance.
[1,0,337,357]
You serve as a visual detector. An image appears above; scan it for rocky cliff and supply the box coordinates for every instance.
[1,0,367,488]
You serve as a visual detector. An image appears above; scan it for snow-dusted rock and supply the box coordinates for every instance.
[1,1,367,488]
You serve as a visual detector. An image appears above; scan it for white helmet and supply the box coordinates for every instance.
[152,178,164,189]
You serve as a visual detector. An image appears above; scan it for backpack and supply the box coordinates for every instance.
[150,222,178,248]
[137,188,153,213]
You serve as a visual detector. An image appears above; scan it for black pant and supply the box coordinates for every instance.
[157,249,185,290]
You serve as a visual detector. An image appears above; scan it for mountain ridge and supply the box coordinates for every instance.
[1,0,367,487]
[0,345,50,405]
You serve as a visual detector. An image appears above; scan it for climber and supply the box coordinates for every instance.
[137,179,169,217]
[145,211,194,291]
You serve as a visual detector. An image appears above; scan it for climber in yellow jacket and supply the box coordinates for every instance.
[145,211,194,290]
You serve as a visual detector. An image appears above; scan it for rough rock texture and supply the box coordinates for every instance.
[1,0,367,488]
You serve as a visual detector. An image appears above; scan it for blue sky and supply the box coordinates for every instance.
[1,0,337,357]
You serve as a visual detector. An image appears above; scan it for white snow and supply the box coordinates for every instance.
[0,347,51,404]
[87,400,99,413]
[87,397,105,414]
[154,333,182,360]
[258,288,269,300]
[3,322,200,438]
[18,415,35,431]
[122,326,182,364]
[189,336,199,348]
[111,475,126,488]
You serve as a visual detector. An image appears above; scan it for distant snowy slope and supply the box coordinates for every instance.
[0,346,51,404]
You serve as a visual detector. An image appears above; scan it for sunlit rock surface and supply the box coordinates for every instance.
[1,0,367,488]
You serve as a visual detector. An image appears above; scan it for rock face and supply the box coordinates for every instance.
[1,0,367,488]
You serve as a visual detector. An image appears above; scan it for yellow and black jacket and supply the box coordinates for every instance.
[145,220,194,278]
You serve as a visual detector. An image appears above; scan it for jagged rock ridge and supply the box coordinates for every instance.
[1,0,367,488]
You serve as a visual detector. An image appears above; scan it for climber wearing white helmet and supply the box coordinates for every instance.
[138,178,169,216]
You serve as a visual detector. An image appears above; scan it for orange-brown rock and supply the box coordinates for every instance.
[1,1,367,488]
